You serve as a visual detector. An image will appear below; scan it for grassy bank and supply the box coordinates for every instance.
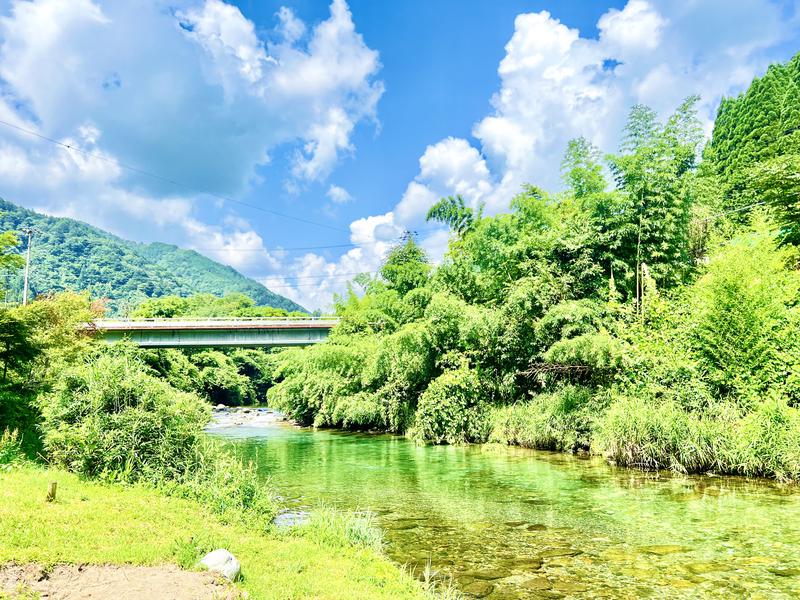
[0,466,430,600]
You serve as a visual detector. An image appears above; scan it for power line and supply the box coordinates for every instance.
[0,116,454,255]
[698,200,765,222]
[0,118,349,233]
[189,228,444,253]
[191,238,400,253]
[267,280,371,289]
[265,271,379,281]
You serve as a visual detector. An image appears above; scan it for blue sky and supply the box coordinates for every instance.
[0,0,798,309]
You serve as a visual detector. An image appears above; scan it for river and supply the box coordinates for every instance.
[209,408,800,599]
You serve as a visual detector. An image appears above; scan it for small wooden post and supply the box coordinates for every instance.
[46,481,57,502]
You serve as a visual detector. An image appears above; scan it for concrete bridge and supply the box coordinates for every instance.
[92,317,339,348]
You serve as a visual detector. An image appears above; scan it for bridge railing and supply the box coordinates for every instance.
[92,316,340,330]
[96,316,337,322]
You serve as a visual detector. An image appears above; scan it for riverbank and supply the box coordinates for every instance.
[0,466,436,600]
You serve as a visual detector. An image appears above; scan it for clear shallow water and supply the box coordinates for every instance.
[211,415,800,599]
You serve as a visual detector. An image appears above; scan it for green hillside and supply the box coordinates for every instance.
[0,198,305,313]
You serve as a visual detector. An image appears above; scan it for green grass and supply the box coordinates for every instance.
[0,466,430,600]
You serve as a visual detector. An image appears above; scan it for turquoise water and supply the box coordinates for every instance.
[212,418,800,599]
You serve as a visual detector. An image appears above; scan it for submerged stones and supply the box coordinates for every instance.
[501,556,543,570]
[272,510,310,528]
[385,518,424,531]
[769,567,800,577]
[520,576,552,591]
[503,521,527,528]
[640,544,690,556]
[461,579,494,597]
[685,562,727,575]
[537,548,582,559]
[465,567,510,580]
[552,581,588,593]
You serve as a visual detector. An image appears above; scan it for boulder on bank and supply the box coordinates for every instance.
[200,549,241,581]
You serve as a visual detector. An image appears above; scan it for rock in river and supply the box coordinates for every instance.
[461,580,494,597]
[538,548,582,559]
[640,544,690,556]
[520,576,552,591]
[769,568,800,577]
[466,567,510,580]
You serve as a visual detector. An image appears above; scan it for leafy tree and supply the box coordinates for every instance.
[0,228,23,281]
[561,137,606,199]
[132,293,301,318]
[0,309,37,382]
[750,154,800,244]
[426,195,481,236]
[703,52,800,218]
[607,97,702,301]
[133,295,190,318]
[688,219,799,401]
[380,237,430,296]
[620,104,659,153]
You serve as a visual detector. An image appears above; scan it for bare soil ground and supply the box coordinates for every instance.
[0,564,241,600]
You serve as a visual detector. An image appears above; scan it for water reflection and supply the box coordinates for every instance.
[211,420,800,598]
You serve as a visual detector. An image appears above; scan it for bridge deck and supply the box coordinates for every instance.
[92,317,339,348]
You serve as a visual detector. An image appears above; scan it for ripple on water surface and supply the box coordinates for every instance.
[210,410,800,599]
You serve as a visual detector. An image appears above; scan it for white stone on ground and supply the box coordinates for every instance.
[200,549,241,581]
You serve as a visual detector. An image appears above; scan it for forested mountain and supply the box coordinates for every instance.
[0,199,304,313]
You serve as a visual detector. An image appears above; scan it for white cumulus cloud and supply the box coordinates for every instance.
[327,184,353,204]
[287,0,797,310]
[0,0,383,308]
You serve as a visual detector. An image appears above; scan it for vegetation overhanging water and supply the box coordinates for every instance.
[211,412,800,599]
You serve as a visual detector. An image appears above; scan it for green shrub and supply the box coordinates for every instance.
[535,299,608,347]
[361,322,435,432]
[541,331,625,386]
[297,508,384,554]
[411,367,490,444]
[40,351,210,482]
[192,350,252,406]
[40,349,275,522]
[688,222,800,401]
[330,392,385,430]
[423,293,468,353]
[0,389,42,458]
[729,396,800,481]
[269,339,377,426]
[143,349,202,394]
[596,393,721,473]
[0,428,23,469]
[489,386,599,451]
[160,438,276,527]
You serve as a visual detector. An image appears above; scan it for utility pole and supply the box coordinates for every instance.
[20,226,37,306]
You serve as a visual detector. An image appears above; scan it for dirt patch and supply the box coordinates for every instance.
[0,563,241,599]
